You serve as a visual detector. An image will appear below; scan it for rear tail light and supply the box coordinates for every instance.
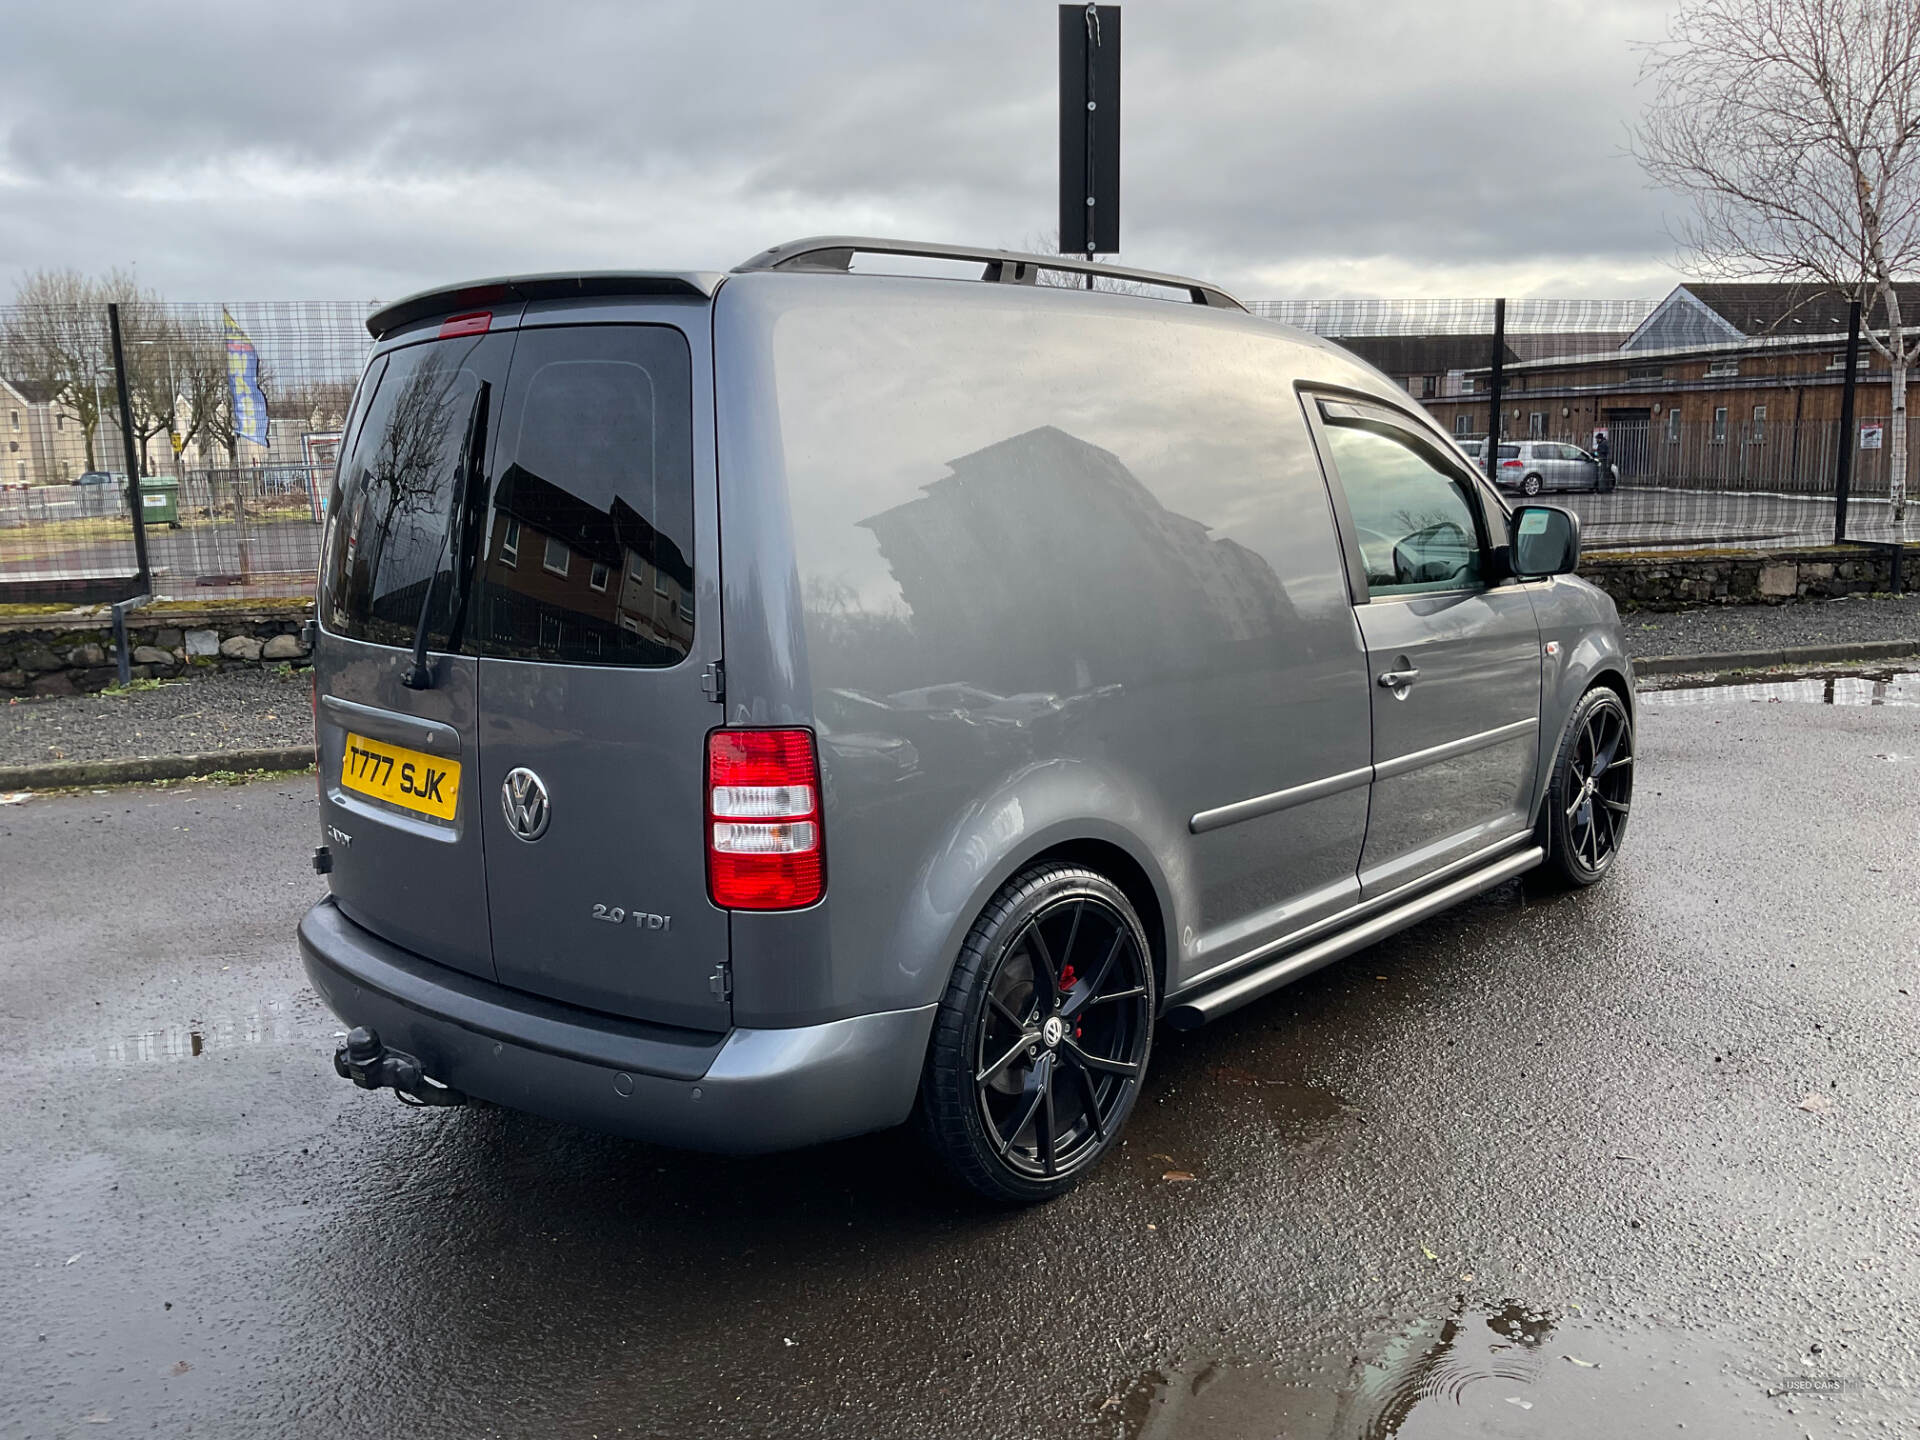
[706,728,825,910]
[311,672,322,801]
[1501,459,1523,468]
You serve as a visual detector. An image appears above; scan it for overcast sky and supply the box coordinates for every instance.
[0,0,1691,306]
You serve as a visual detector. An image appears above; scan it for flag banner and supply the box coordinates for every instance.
[223,308,269,447]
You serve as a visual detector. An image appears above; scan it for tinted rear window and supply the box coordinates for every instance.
[1497,444,1521,459]
[321,335,497,648]
[476,324,694,667]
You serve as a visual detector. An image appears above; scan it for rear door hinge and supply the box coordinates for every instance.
[701,660,726,705]
[708,962,733,1002]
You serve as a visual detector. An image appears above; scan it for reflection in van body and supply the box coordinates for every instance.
[299,239,1635,1202]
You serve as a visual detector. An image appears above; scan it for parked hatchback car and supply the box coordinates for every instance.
[300,238,1636,1202]
[1494,441,1617,496]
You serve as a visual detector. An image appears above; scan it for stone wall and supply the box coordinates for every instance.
[1,606,311,698]
[1578,545,1912,611]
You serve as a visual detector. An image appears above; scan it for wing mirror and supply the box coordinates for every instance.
[1509,504,1581,578]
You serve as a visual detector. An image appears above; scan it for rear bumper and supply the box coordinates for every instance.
[298,897,936,1154]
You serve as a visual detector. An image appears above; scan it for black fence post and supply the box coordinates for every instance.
[1834,298,1862,544]
[1483,298,1506,483]
[107,303,151,592]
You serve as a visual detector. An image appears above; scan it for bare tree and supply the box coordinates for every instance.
[2,270,113,471]
[1636,0,1920,521]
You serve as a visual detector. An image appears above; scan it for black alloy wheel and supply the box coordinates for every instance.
[918,865,1155,1203]
[1534,686,1634,888]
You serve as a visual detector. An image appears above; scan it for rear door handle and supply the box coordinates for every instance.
[1377,667,1420,688]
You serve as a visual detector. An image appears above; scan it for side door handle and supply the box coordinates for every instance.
[1377,667,1420,689]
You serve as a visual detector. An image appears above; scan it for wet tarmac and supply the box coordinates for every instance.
[3,685,1918,1439]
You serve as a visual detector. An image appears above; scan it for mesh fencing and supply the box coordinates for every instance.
[0,301,368,600]
[2,294,1914,605]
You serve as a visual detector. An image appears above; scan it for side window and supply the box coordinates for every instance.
[477,324,695,667]
[1321,416,1485,597]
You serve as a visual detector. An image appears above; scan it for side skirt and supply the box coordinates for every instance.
[1162,844,1544,1029]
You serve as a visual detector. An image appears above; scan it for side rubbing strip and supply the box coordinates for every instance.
[1372,717,1538,782]
[1190,765,1373,835]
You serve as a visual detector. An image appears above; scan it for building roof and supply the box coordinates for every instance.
[1623,282,1920,352]
[1331,334,1519,376]
[2,377,65,405]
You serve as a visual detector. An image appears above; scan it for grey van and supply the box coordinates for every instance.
[300,238,1635,1202]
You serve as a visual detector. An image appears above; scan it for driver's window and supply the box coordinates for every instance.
[1323,421,1484,597]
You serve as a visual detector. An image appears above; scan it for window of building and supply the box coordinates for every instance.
[542,534,570,576]
[1628,365,1666,381]
[1528,413,1546,439]
[8,410,17,430]
[1751,404,1766,442]
[1319,412,1484,597]
[1666,408,1681,443]
[1712,406,1728,442]
[1829,351,1869,370]
[501,516,520,567]
[15,461,24,484]
[1453,413,1472,436]
[1421,375,1436,398]
[539,613,562,649]
[1705,359,1740,378]
[55,414,63,431]
[589,560,610,592]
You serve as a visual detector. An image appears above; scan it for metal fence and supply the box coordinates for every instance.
[0,300,366,602]
[3,293,1915,606]
[1454,416,1920,553]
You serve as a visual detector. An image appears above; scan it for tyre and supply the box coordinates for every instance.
[1532,685,1634,890]
[1521,473,1543,496]
[917,863,1155,1203]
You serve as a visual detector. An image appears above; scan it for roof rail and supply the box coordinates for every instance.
[731,236,1246,312]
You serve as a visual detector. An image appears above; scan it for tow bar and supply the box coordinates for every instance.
[333,1027,468,1107]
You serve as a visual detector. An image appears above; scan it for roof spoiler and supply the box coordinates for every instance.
[366,272,723,338]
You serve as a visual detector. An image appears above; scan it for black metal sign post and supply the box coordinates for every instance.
[1833,297,1862,544]
[107,302,151,594]
[1060,4,1121,268]
[1484,298,1507,482]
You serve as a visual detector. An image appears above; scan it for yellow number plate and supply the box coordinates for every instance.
[340,732,461,821]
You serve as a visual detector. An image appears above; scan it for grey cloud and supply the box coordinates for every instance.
[1,0,1688,302]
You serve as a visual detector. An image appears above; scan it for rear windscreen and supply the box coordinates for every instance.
[1497,444,1521,459]
[321,323,695,667]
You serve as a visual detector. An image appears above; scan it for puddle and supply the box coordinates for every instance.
[1639,669,1918,708]
[1096,1303,1821,1438]
[10,996,320,1070]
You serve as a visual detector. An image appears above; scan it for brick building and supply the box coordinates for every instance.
[1420,283,1920,492]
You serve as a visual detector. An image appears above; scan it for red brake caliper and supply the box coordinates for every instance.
[1057,964,1081,1037]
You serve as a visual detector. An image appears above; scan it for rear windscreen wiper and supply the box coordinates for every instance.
[401,380,490,691]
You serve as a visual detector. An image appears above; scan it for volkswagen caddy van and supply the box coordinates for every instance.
[300,238,1634,1202]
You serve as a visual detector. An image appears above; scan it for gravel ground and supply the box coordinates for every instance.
[1619,592,1920,658]
[4,595,1916,769]
[0,666,311,768]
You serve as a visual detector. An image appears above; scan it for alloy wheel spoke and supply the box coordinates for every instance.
[1065,928,1128,1019]
[1063,1036,1139,1079]
[975,1033,1034,1086]
[1064,1050,1106,1142]
[1037,1058,1058,1176]
[1598,795,1630,815]
[986,991,1027,1031]
[1024,918,1060,996]
[1085,984,1148,1008]
[996,1075,1049,1159]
